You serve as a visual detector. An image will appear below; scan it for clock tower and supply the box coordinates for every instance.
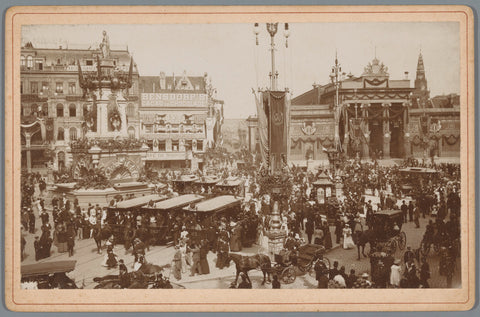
[413,52,430,108]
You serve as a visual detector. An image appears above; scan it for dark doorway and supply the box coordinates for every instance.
[369,119,383,157]
[390,119,404,158]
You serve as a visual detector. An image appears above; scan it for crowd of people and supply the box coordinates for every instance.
[21,150,461,289]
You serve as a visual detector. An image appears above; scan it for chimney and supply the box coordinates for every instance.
[404,71,409,80]
[159,72,166,89]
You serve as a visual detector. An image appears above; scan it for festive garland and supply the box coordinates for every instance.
[258,173,293,200]
[443,134,460,146]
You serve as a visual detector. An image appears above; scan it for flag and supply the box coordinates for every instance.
[254,91,269,166]
[268,91,287,172]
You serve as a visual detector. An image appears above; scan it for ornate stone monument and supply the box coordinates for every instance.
[78,31,133,138]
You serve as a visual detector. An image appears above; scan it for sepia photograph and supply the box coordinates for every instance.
[4,5,475,312]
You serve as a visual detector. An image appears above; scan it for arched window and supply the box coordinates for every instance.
[69,103,76,117]
[42,103,48,116]
[22,104,31,116]
[31,104,39,116]
[57,127,64,141]
[128,126,135,138]
[20,55,25,66]
[69,127,77,141]
[126,103,135,117]
[27,56,33,68]
[56,104,64,117]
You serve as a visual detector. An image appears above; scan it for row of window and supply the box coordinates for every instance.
[56,127,78,141]
[22,103,136,118]
[21,81,76,95]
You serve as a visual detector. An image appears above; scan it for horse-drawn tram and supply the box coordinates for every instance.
[370,209,407,254]
[193,176,221,195]
[106,194,168,243]
[183,195,243,220]
[140,194,205,244]
[172,175,199,194]
[397,167,439,196]
[21,260,78,289]
[215,177,245,197]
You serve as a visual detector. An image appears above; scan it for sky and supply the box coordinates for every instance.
[22,22,460,119]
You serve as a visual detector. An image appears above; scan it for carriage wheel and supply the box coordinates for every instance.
[420,240,430,257]
[398,232,407,250]
[298,263,309,273]
[281,267,296,284]
[387,240,397,254]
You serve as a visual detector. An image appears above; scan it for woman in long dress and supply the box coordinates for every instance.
[342,224,355,249]
[390,259,402,288]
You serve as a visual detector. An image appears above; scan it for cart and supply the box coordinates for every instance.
[371,210,407,254]
[296,244,331,278]
[21,260,78,289]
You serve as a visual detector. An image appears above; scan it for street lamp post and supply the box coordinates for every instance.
[329,52,343,152]
[254,22,290,91]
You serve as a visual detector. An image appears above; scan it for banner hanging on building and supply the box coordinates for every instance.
[268,91,287,172]
[46,117,54,141]
[254,92,269,166]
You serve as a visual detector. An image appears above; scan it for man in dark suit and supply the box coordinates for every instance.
[305,218,315,244]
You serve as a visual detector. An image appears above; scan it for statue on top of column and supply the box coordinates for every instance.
[100,30,110,59]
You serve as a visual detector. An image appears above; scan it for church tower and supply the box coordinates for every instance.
[413,52,430,107]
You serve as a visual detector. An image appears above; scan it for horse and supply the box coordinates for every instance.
[92,224,113,254]
[227,253,271,286]
[354,229,376,260]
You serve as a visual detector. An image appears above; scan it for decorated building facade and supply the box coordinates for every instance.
[248,53,460,163]
[20,32,224,181]
[138,71,224,172]
[20,38,140,174]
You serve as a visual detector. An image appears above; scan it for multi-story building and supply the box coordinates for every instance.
[247,53,460,163]
[138,71,224,172]
[20,41,140,173]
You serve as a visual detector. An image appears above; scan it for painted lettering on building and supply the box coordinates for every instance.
[141,93,208,107]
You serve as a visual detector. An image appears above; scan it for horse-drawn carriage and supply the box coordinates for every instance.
[370,209,407,254]
[93,262,186,289]
[21,260,78,289]
[269,244,330,284]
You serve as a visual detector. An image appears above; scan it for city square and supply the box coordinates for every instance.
[19,22,461,291]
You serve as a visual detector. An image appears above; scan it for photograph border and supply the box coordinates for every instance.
[4,5,476,312]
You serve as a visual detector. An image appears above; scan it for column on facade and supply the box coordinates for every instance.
[166,138,172,152]
[361,104,369,158]
[25,133,32,172]
[403,104,411,157]
[313,138,318,160]
[383,103,391,159]
[343,107,349,154]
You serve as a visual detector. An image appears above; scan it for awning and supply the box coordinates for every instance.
[184,195,242,213]
[142,194,204,211]
[21,260,76,277]
[115,194,167,209]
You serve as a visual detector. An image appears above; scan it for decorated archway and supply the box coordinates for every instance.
[100,158,139,181]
